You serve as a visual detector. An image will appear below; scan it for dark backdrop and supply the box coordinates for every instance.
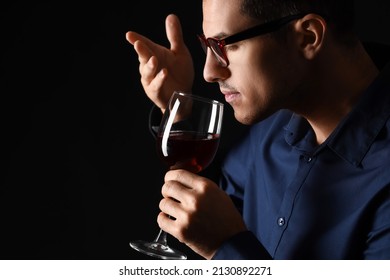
[1,1,389,260]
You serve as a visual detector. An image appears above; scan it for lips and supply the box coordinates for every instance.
[221,90,240,103]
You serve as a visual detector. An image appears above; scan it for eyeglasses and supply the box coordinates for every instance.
[197,13,307,67]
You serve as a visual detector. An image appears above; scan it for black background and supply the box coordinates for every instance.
[1,1,389,260]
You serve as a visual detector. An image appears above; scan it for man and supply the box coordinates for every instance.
[126,0,390,259]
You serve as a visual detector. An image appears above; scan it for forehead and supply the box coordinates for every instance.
[202,0,256,37]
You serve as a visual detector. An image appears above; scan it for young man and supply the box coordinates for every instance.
[126,0,390,259]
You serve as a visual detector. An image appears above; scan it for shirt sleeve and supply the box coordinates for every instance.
[364,186,390,259]
[212,231,272,259]
[214,125,274,259]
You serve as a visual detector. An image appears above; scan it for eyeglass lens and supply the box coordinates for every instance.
[198,35,228,67]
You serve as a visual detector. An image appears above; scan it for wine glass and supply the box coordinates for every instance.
[130,91,224,260]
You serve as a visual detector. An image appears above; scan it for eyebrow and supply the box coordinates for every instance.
[206,31,229,40]
[205,22,266,41]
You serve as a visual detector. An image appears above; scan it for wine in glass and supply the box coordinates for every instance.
[130,91,224,259]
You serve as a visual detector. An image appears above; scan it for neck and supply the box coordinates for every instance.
[296,42,379,144]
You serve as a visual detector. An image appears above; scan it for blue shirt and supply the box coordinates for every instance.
[213,57,390,259]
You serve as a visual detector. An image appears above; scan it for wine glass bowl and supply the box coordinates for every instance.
[130,91,224,259]
[156,92,223,173]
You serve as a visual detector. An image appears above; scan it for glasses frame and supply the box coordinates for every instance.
[198,13,308,67]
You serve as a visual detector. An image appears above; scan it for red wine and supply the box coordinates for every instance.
[156,131,220,173]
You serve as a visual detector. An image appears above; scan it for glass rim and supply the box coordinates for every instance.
[173,91,224,107]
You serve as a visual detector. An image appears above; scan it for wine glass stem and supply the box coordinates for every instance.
[154,229,168,246]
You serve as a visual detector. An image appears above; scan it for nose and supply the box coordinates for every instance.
[203,49,229,83]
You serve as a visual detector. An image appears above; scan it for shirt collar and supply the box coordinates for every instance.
[285,60,390,166]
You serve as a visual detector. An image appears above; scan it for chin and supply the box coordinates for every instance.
[234,112,256,126]
[234,110,273,125]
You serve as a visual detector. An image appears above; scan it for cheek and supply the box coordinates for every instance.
[230,66,272,124]
[233,42,299,122]
[238,47,281,103]
[250,41,301,96]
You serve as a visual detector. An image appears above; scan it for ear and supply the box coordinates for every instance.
[293,14,327,60]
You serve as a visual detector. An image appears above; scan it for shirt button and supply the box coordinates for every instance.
[277,217,285,227]
[307,157,313,163]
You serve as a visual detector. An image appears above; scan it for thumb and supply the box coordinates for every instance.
[165,14,186,52]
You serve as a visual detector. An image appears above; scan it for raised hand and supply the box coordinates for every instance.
[126,14,195,113]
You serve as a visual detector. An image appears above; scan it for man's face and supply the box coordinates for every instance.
[202,0,304,125]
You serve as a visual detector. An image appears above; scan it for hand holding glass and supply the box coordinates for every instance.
[130,91,224,259]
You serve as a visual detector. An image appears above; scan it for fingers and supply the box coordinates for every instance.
[139,56,167,100]
[163,170,196,197]
[125,13,193,111]
[133,39,153,65]
[160,171,196,219]
[126,13,183,53]
[161,179,192,206]
[125,31,155,47]
[132,40,167,97]
[157,211,186,242]
[157,197,189,243]
[125,31,138,45]
[162,170,211,207]
[165,14,184,52]
[127,32,159,66]
[158,196,184,221]
[158,194,188,241]
[164,169,204,190]
[141,65,167,99]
